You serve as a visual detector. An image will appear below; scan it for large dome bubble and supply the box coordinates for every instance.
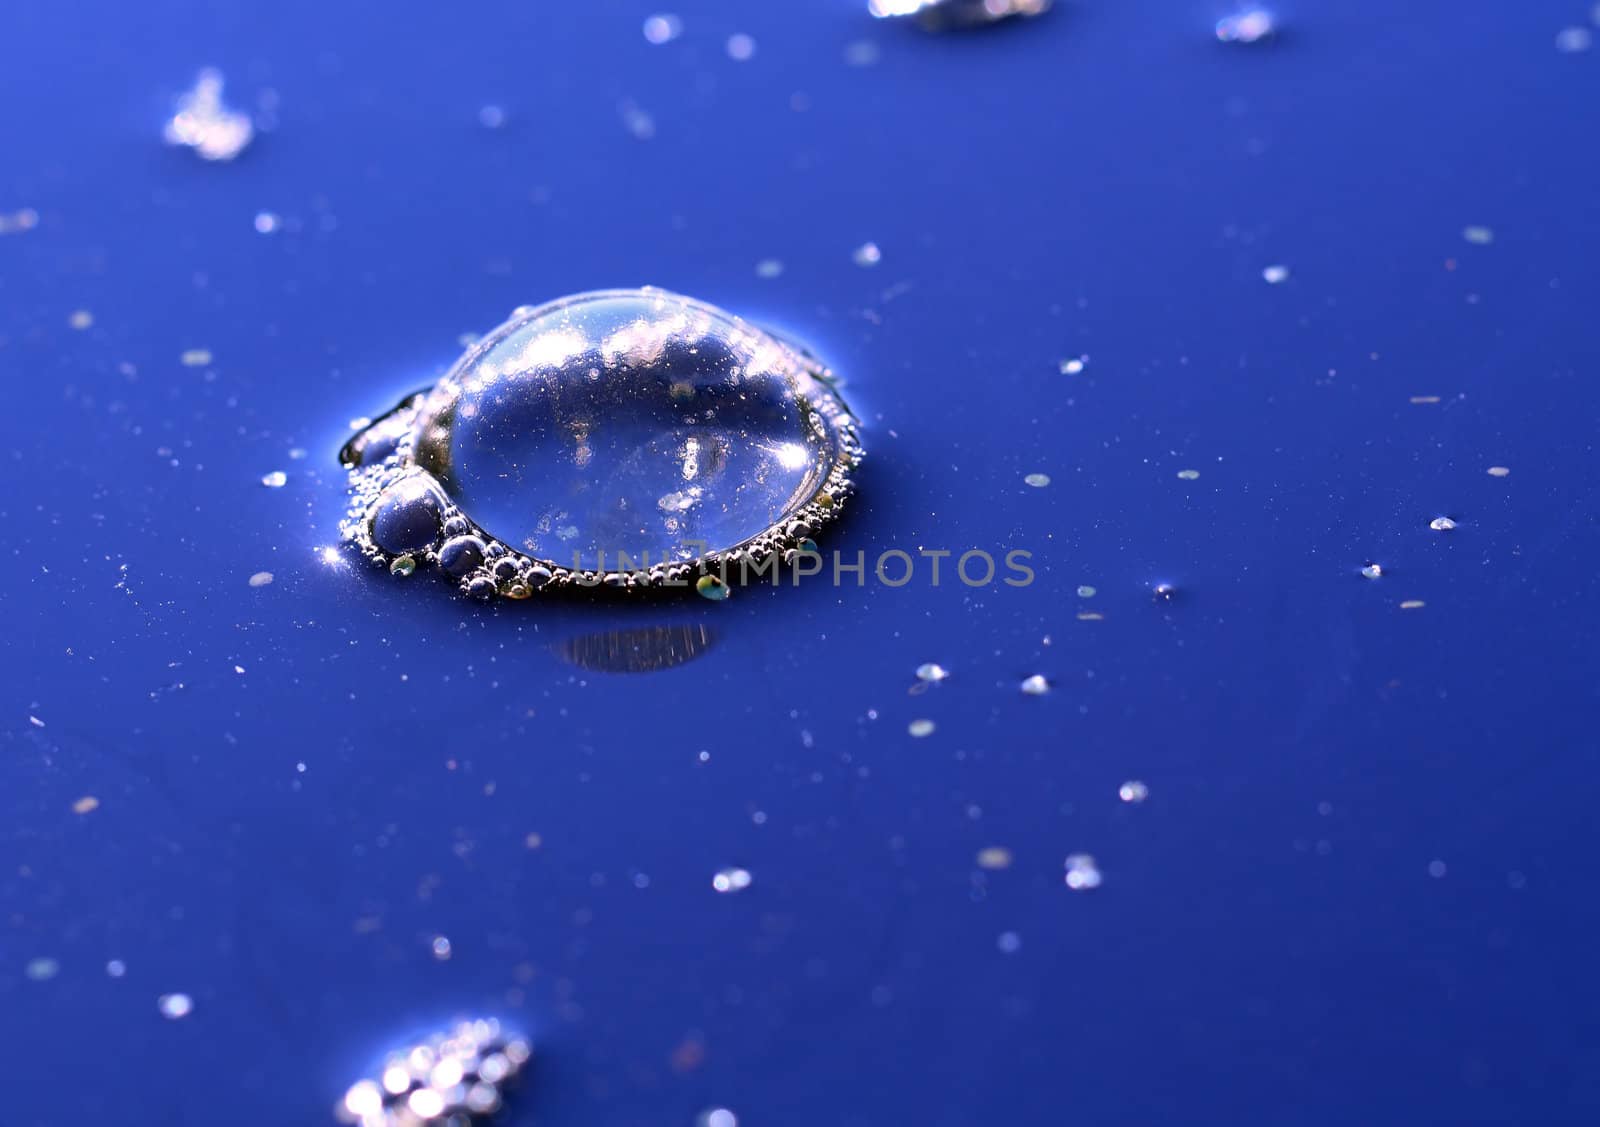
[340,289,862,599]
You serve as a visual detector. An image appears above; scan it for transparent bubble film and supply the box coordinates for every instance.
[341,289,863,599]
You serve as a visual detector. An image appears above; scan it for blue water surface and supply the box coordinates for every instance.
[3,1,1599,1124]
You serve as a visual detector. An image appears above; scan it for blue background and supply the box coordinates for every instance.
[3,1,1598,1123]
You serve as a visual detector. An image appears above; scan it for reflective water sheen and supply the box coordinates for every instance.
[342,289,862,597]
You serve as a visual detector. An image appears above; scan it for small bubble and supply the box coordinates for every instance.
[915,662,949,682]
[1400,599,1426,610]
[71,796,99,815]
[158,993,194,1019]
[996,931,1022,954]
[712,867,752,893]
[0,207,40,235]
[1462,225,1495,245]
[643,14,683,44]
[844,40,881,66]
[976,846,1013,870]
[1176,469,1200,480]
[908,718,936,738]
[755,258,784,279]
[1024,473,1051,488]
[260,470,287,488]
[26,957,60,982]
[68,310,93,330]
[1429,517,1456,531]
[1118,780,1148,803]
[726,33,756,61]
[390,555,417,577]
[852,242,882,267]
[1361,563,1383,579]
[1427,859,1447,878]
[1153,582,1178,600]
[247,571,274,588]
[1215,9,1276,43]
[699,1110,739,1127]
[1487,466,1510,478]
[1076,585,1097,598]
[1556,26,1593,53]
[180,348,213,367]
[1020,674,1050,696]
[1261,264,1290,284]
[1063,853,1102,890]
[431,935,452,960]
[478,104,507,129]
[1059,357,1085,375]
[106,960,126,978]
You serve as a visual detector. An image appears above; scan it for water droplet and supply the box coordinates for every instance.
[163,69,253,161]
[1063,854,1102,890]
[1118,780,1149,803]
[260,470,287,488]
[1261,264,1290,284]
[643,14,683,44]
[712,867,752,893]
[1429,517,1456,531]
[1215,9,1276,43]
[158,993,193,1019]
[1361,563,1383,579]
[1024,472,1051,488]
[1020,674,1049,695]
[915,662,949,682]
[341,290,861,598]
[908,718,936,737]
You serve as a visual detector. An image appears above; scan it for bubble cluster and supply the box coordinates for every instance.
[869,0,1052,31]
[337,1019,532,1127]
[163,69,253,161]
[1064,854,1102,890]
[341,290,862,600]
